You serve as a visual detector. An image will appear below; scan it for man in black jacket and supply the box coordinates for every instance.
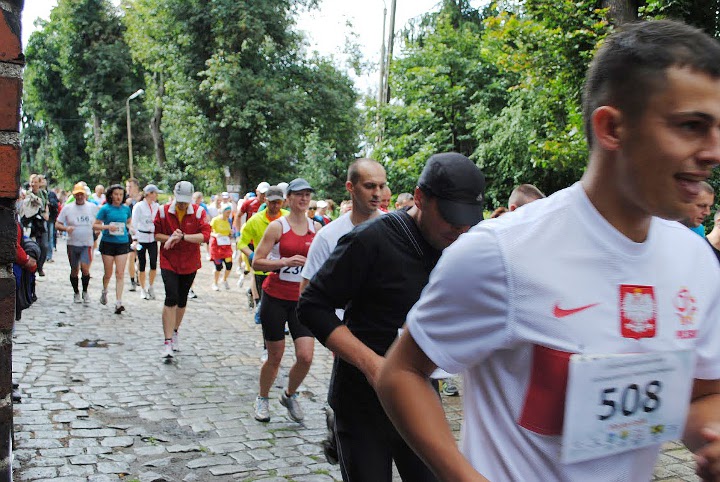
[297,152,485,482]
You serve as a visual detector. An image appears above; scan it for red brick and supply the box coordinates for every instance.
[0,9,22,63]
[0,145,19,197]
[0,77,20,131]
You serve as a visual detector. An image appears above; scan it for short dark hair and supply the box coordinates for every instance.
[347,158,383,185]
[106,184,125,202]
[583,20,720,147]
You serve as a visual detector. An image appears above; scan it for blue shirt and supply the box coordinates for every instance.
[97,204,132,244]
[691,224,706,237]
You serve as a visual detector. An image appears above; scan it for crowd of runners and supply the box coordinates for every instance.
[14,19,720,482]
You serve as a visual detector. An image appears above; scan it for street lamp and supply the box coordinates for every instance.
[126,88,144,180]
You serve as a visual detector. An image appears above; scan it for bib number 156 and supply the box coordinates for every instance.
[598,380,661,421]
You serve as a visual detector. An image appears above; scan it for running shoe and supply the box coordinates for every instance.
[279,391,304,422]
[439,378,460,397]
[100,290,108,305]
[114,301,125,315]
[211,283,220,291]
[260,349,268,362]
[139,288,148,300]
[172,332,179,352]
[254,309,262,325]
[223,280,230,290]
[147,285,156,300]
[73,292,82,304]
[254,396,271,422]
[129,278,137,292]
[188,289,198,299]
[82,291,90,304]
[162,341,174,358]
[237,276,244,288]
[246,288,254,309]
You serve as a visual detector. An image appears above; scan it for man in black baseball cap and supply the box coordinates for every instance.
[298,152,484,481]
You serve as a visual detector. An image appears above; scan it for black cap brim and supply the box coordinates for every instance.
[436,198,484,226]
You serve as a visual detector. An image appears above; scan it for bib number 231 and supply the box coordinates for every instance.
[561,350,693,464]
[279,265,302,282]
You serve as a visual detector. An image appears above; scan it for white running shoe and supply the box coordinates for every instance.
[82,291,90,304]
[162,341,174,358]
[139,288,148,300]
[172,332,179,352]
[73,292,82,304]
[211,283,219,291]
[223,281,230,290]
[254,396,270,422]
[147,285,156,300]
[260,349,268,362]
[279,391,304,422]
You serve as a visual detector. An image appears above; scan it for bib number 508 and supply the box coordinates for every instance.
[598,380,661,421]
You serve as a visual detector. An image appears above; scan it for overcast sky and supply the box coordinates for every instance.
[22,0,485,92]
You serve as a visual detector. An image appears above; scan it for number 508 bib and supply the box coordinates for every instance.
[561,350,694,464]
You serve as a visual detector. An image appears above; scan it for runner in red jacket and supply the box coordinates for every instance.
[154,181,211,358]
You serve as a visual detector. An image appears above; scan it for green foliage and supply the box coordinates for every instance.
[369,0,609,208]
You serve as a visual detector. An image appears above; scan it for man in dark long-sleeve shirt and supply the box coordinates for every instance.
[297,152,486,482]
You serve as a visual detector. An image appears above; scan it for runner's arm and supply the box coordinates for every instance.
[377,333,489,482]
[684,378,720,480]
[252,221,304,271]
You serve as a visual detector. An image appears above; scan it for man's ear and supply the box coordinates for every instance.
[413,186,424,209]
[345,180,354,195]
[591,106,623,151]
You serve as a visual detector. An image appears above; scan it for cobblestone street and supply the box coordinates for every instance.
[11,237,700,481]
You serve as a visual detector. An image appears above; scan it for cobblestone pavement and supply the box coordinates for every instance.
[12,238,699,481]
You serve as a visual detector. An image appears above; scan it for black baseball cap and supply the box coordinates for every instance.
[417,152,486,226]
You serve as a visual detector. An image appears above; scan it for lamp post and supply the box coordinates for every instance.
[126,88,144,180]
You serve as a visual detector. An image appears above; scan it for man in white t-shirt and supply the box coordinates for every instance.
[56,183,100,304]
[300,158,387,293]
[377,20,720,482]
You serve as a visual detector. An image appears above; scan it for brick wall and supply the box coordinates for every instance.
[0,1,23,481]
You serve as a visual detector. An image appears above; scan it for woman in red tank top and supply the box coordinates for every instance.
[251,179,323,423]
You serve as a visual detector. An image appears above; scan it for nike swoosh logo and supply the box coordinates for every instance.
[553,302,600,318]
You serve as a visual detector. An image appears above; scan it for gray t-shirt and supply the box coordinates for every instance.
[57,202,99,246]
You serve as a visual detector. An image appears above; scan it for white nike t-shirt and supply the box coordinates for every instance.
[407,182,720,481]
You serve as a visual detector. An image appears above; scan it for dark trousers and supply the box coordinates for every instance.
[334,401,438,482]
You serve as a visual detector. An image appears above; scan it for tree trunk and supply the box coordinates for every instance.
[92,112,102,146]
[603,0,638,25]
[150,72,167,168]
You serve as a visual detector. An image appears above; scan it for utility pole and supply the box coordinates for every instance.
[383,0,397,104]
[376,2,387,142]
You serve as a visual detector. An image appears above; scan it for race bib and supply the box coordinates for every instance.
[75,215,92,226]
[561,350,693,464]
[108,222,125,236]
[216,235,231,246]
[279,265,303,282]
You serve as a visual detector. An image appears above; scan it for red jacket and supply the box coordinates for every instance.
[154,202,211,274]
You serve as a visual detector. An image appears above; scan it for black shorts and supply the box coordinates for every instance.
[259,293,313,342]
[137,241,158,271]
[161,269,196,308]
[99,240,130,256]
